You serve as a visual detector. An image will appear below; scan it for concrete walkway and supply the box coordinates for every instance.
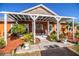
[41,47,78,56]
[16,38,74,54]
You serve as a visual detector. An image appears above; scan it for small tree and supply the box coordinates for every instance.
[11,24,26,36]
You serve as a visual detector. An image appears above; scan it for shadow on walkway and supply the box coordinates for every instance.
[41,47,79,56]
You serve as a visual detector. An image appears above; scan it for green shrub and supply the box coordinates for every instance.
[23,33,33,43]
[48,32,57,42]
[75,32,79,39]
[59,33,66,40]
[0,37,5,48]
[11,24,26,35]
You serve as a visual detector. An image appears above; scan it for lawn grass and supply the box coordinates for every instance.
[70,45,79,52]
[69,44,79,55]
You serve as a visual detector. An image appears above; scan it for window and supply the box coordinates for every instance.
[25,24,29,33]
[49,24,53,33]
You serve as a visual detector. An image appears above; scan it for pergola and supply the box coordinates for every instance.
[0,11,76,45]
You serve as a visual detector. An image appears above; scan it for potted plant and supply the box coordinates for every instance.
[48,32,57,42]
[0,37,5,48]
[23,33,33,49]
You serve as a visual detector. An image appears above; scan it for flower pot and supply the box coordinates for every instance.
[34,38,40,44]
[24,42,30,49]
[64,39,67,44]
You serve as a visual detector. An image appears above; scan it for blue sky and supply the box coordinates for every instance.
[0,3,79,22]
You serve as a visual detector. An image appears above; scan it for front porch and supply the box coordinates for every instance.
[0,11,77,55]
[0,12,76,44]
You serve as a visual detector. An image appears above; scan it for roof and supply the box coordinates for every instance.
[21,4,59,16]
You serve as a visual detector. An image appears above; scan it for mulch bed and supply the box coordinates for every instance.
[0,38,24,54]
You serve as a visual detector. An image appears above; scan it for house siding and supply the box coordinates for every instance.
[0,21,77,37]
[0,22,11,36]
[24,7,55,15]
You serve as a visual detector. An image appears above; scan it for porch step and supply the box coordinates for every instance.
[36,35,47,39]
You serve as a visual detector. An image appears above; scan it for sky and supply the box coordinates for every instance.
[0,3,79,22]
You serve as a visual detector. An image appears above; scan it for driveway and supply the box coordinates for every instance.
[41,47,78,56]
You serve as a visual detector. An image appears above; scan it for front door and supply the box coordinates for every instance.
[36,23,44,35]
[25,24,29,33]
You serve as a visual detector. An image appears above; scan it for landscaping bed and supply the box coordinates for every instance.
[68,45,79,55]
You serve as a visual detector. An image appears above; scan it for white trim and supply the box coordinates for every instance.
[11,24,13,28]
[0,11,76,19]
[43,17,48,21]
[17,15,23,20]
[32,21,34,34]
[72,18,74,39]
[11,14,19,20]
[8,15,15,20]
[39,16,44,21]
[57,20,60,40]
[21,4,58,16]
[48,21,49,35]
[30,15,38,41]
[33,19,36,40]
[4,14,7,45]
[23,15,26,20]
[56,17,61,40]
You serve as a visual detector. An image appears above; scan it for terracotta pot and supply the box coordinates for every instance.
[34,38,40,44]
